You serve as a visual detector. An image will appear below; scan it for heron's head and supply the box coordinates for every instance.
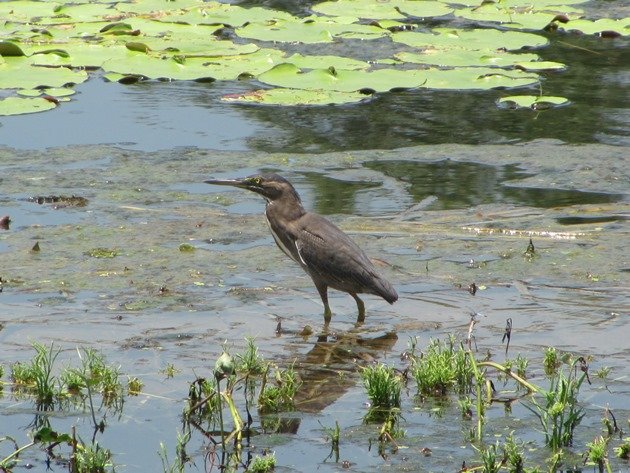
[205,173,301,203]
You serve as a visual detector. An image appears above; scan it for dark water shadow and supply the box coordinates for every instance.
[365,159,626,210]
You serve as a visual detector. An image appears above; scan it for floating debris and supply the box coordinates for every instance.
[28,195,88,207]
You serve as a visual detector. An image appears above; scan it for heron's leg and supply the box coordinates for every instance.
[314,282,332,325]
[351,293,365,324]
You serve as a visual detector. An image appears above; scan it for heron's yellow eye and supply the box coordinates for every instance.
[252,177,262,185]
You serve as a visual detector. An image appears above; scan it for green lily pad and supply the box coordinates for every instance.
[0,57,88,89]
[0,1,58,23]
[395,50,542,68]
[313,0,453,20]
[17,87,75,97]
[42,3,119,24]
[561,18,630,36]
[115,0,203,14]
[514,61,566,71]
[156,2,295,28]
[103,48,285,81]
[258,63,427,92]
[393,28,548,51]
[237,17,387,44]
[28,43,128,68]
[0,41,26,57]
[422,67,540,89]
[498,95,569,109]
[285,53,369,70]
[0,96,57,116]
[221,87,369,105]
[455,4,584,31]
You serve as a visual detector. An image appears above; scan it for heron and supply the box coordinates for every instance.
[206,174,397,325]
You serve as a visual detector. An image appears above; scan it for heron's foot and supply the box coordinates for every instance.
[323,305,332,325]
[352,294,366,324]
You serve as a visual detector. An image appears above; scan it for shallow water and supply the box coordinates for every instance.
[1,142,628,471]
[1,0,629,467]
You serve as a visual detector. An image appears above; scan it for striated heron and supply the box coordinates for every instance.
[205,174,398,325]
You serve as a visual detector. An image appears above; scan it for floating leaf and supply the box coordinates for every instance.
[393,28,548,51]
[498,95,569,109]
[0,57,88,89]
[455,3,584,31]
[237,17,387,44]
[0,41,26,57]
[313,0,453,20]
[221,88,369,105]
[258,63,427,92]
[395,50,542,68]
[514,61,566,71]
[0,96,57,116]
[423,67,540,89]
[561,18,630,36]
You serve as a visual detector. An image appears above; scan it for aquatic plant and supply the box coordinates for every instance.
[502,432,526,473]
[71,441,114,473]
[586,436,612,473]
[524,359,586,451]
[473,441,501,473]
[11,342,61,406]
[543,346,560,376]
[248,452,276,473]
[360,362,402,410]
[258,364,301,413]
[411,338,473,396]
[127,376,143,395]
[236,337,266,376]
[614,438,630,459]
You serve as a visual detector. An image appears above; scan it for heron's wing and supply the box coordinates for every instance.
[294,213,396,301]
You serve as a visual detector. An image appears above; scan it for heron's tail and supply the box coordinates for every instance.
[372,276,398,304]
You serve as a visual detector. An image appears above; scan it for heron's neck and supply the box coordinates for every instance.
[265,195,306,222]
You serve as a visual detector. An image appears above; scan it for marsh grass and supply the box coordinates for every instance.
[524,359,586,451]
[411,338,473,396]
[586,436,613,473]
[248,452,276,473]
[258,364,300,413]
[473,441,501,473]
[614,438,630,459]
[502,432,526,473]
[320,420,340,462]
[543,346,561,376]
[71,441,113,473]
[360,362,402,419]
[11,342,61,406]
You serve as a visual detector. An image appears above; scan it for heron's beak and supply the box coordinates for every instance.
[204,178,248,188]
[205,178,265,194]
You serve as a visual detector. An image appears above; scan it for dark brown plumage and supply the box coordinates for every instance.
[205,174,397,324]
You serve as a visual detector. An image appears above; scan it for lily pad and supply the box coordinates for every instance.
[0,96,57,115]
[237,17,388,44]
[221,88,369,105]
[258,63,427,93]
[313,0,453,21]
[393,28,548,51]
[561,18,630,36]
[455,4,584,31]
[422,67,540,90]
[395,50,542,68]
[0,57,88,89]
[156,3,295,28]
[498,95,569,109]
[285,53,369,71]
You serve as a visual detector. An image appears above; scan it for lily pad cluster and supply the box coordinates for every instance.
[0,0,628,113]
